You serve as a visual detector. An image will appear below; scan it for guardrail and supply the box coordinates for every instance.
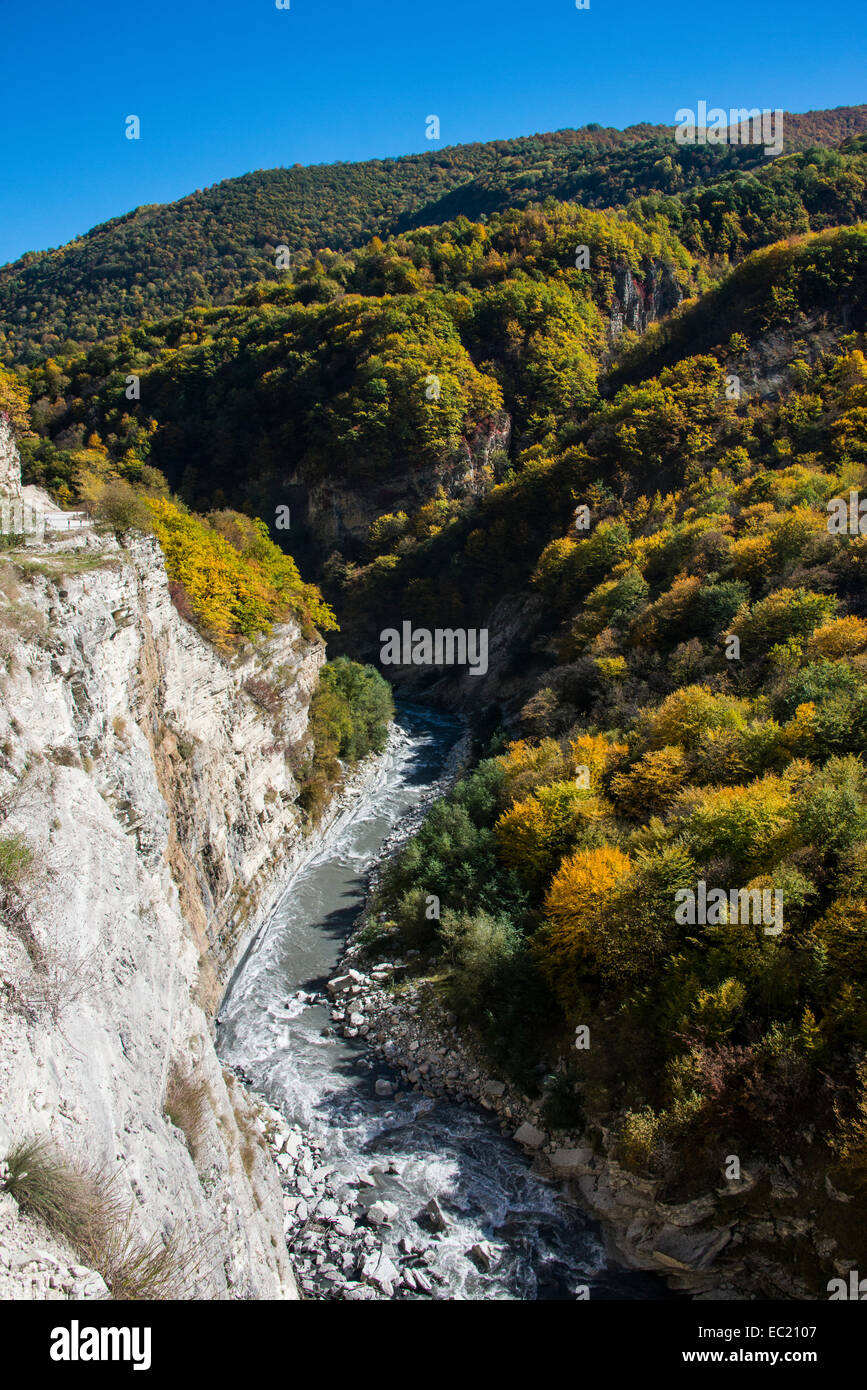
[0,501,91,536]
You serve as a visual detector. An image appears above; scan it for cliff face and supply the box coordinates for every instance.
[291,410,513,561]
[0,417,23,498]
[0,514,331,1298]
[609,260,683,340]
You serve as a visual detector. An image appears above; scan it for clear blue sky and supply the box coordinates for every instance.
[1,0,864,266]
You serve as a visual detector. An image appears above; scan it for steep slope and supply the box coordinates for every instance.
[345,229,867,1295]
[0,430,344,1297]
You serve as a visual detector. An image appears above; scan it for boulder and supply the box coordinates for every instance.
[420,1196,449,1232]
[657,1195,716,1228]
[549,1147,595,1178]
[645,1223,734,1272]
[467,1241,495,1272]
[327,969,365,995]
[513,1122,547,1150]
[366,1199,399,1227]
[360,1250,400,1295]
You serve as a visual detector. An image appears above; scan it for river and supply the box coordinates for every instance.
[216,704,669,1300]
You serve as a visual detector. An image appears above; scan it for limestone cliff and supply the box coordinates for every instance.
[0,514,335,1299]
[0,417,22,499]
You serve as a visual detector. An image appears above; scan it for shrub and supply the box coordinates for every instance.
[729,587,838,659]
[644,685,749,752]
[535,846,632,1001]
[303,658,394,805]
[440,908,522,1011]
[831,1057,867,1190]
[314,658,393,762]
[682,774,794,876]
[807,615,867,660]
[95,481,154,538]
[243,677,281,714]
[146,498,336,649]
[497,737,570,803]
[494,780,608,886]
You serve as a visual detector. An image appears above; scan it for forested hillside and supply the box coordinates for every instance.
[2,104,866,363]
[356,226,867,1267]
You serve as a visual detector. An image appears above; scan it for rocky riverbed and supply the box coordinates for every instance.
[219,708,673,1301]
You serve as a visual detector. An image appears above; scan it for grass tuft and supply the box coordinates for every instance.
[1,1137,214,1299]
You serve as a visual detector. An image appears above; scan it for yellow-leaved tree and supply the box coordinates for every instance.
[533,845,632,1005]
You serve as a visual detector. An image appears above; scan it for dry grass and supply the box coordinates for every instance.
[1,1137,214,1299]
[164,1064,210,1160]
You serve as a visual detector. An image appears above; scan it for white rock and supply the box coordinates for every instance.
[367,1200,399,1227]
[360,1250,400,1294]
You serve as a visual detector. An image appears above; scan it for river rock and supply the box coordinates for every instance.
[367,1200,399,1227]
[483,1079,506,1098]
[467,1241,495,1272]
[420,1197,449,1232]
[513,1122,547,1150]
[360,1250,400,1295]
[327,970,364,996]
[549,1147,595,1177]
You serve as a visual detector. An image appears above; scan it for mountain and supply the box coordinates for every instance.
[2,104,867,364]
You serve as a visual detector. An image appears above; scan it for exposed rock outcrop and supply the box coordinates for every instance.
[0,530,334,1298]
[0,416,23,498]
[609,260,684,340]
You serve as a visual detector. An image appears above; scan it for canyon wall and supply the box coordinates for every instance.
[0,438,335,1297]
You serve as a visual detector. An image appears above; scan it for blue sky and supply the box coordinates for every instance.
[1,0,864,265]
